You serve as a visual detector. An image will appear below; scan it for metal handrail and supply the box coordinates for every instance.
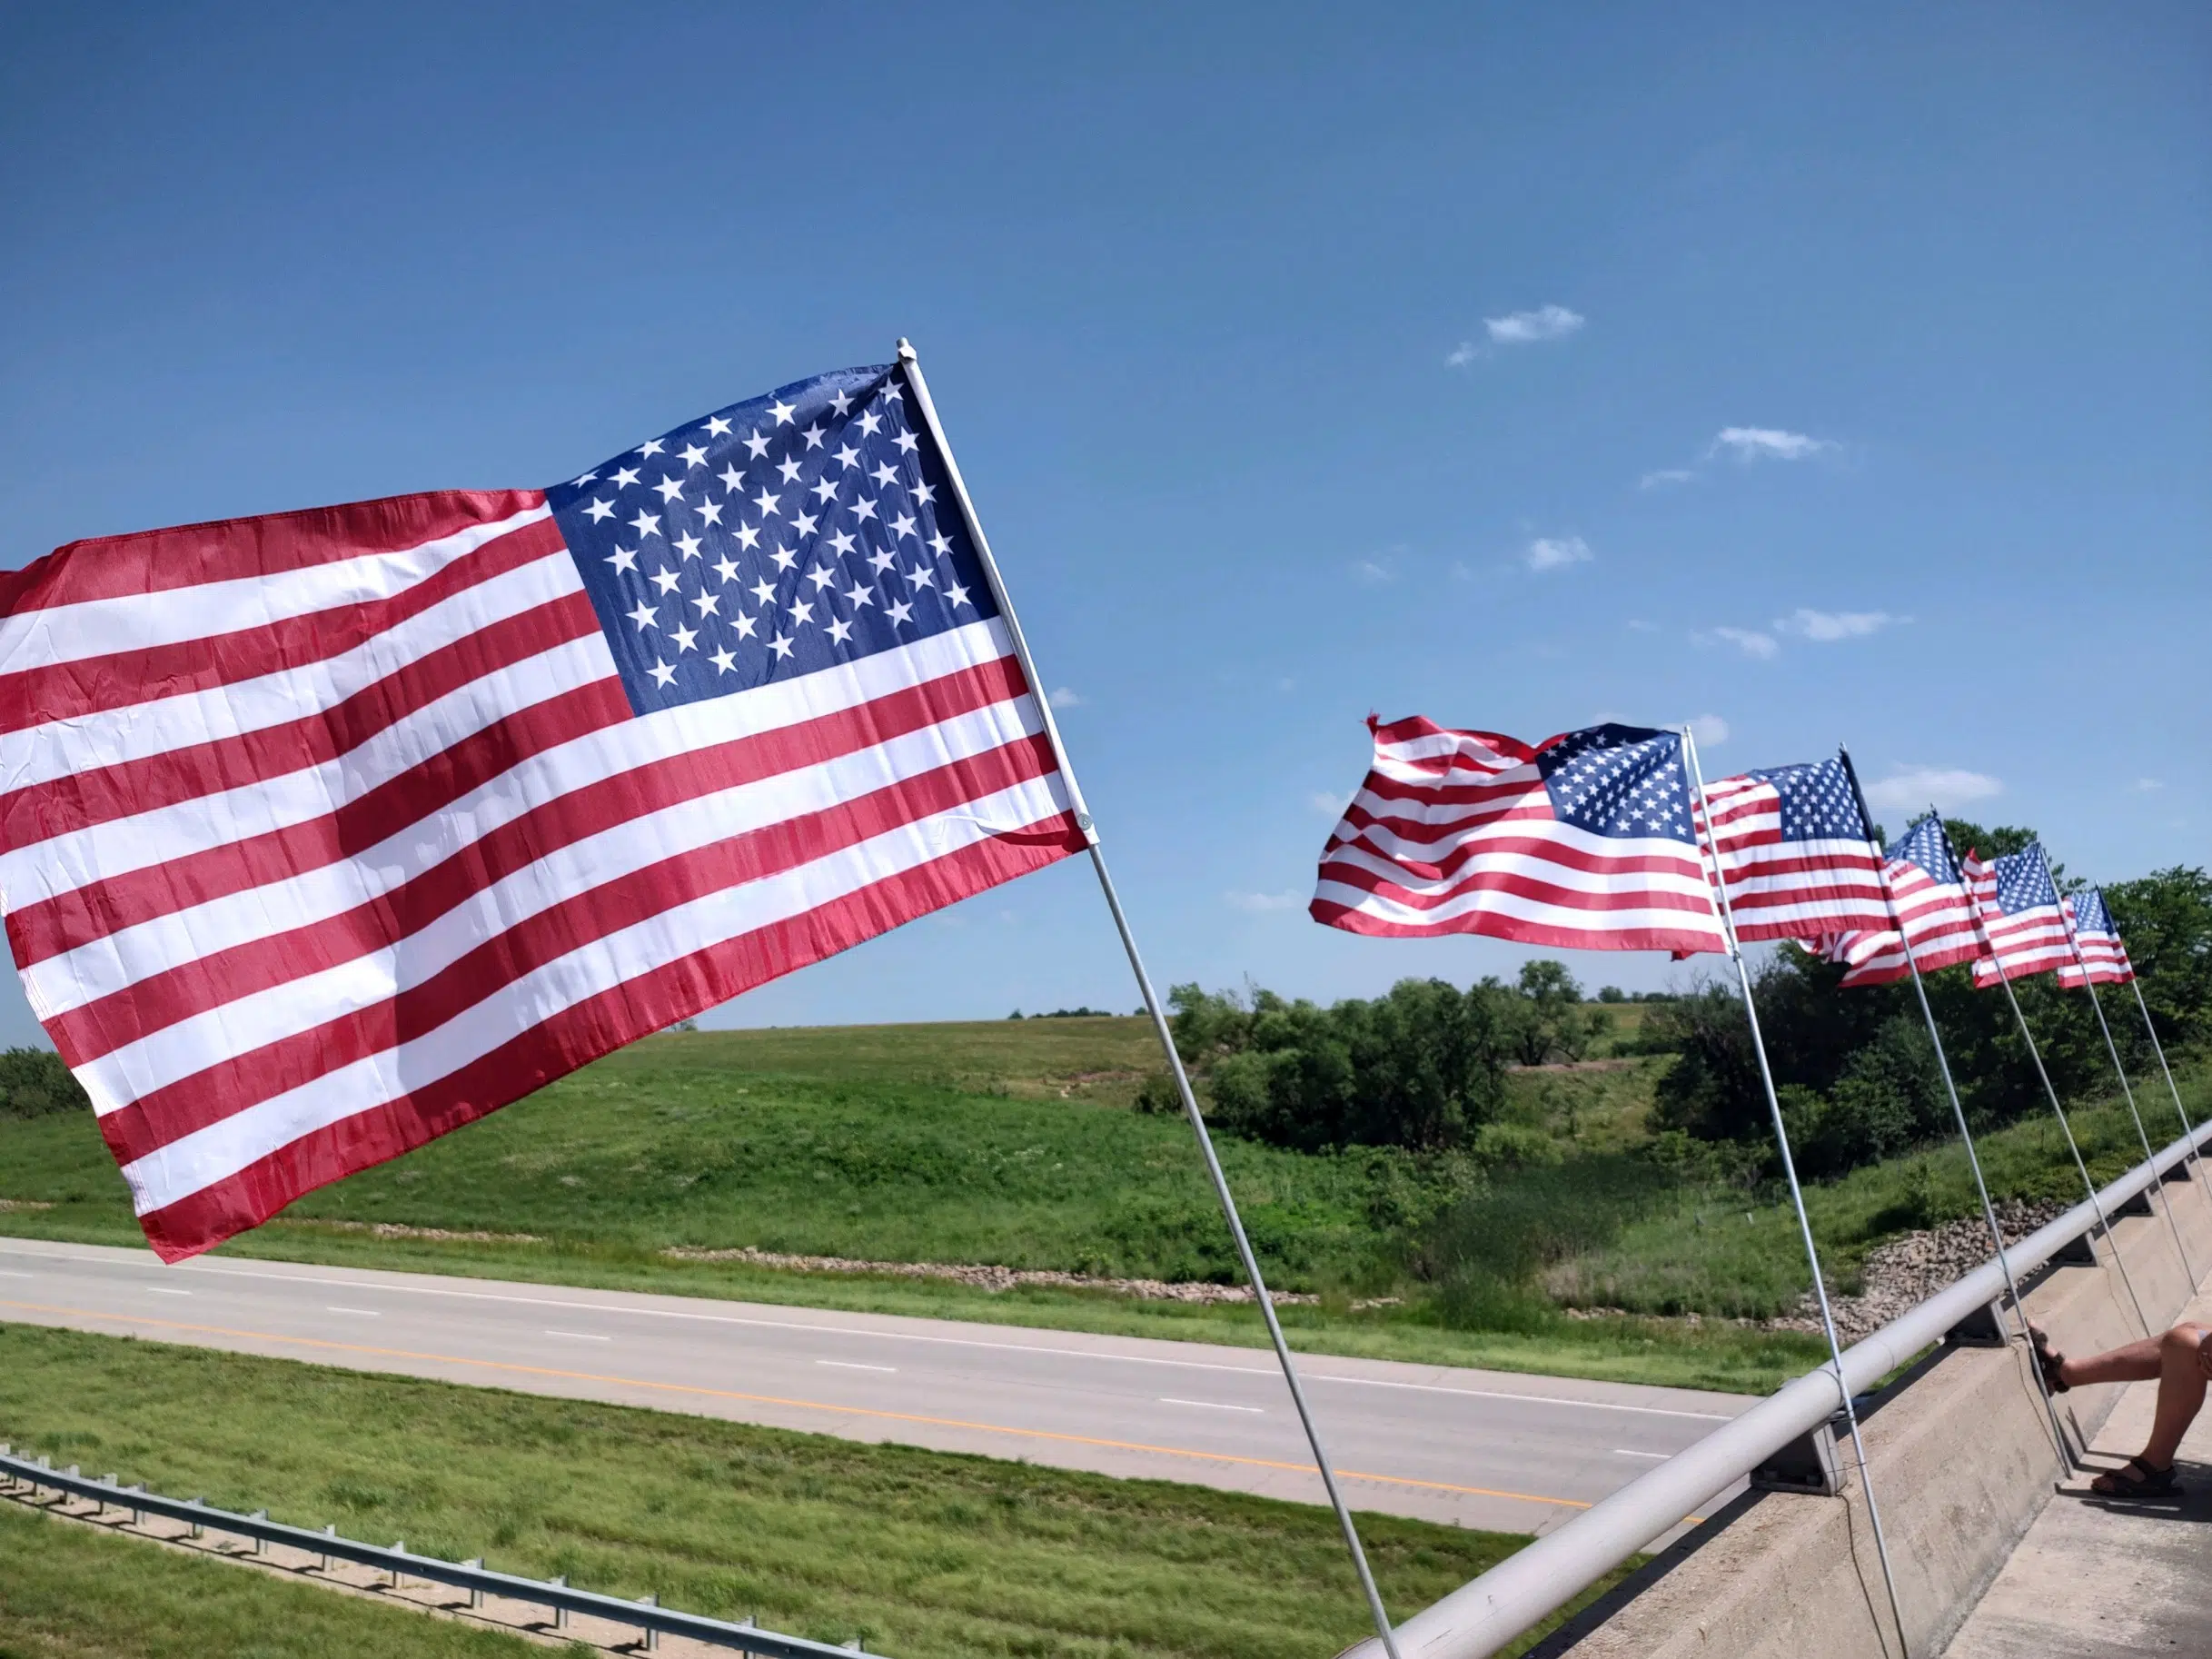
[1345,1114,2212,1659]
[0,1450,872,1657]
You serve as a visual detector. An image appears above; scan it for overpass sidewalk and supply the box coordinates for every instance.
[1941,1286,2212,1658]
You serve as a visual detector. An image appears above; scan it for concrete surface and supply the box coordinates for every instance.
[0,1236,1749,1535]
[1531,1166,2212,1659]
[1940,1286,2212,1659]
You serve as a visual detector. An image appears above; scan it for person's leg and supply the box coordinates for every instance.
[2056,1335,2164,1388]
[2089,1323,2208,1494]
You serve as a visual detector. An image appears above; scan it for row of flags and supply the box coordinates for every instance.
[1313,719,2137,991]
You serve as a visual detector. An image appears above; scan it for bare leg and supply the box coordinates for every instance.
[2080,1323,2209,1493]
[2058,1336,2166,1389]
[2141,1324,2210,1470]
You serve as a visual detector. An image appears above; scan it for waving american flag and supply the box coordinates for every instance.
[1811,813,1986,987]
[1968,845,2075,987]
[4,361,1084,1259]
[1311,719,1727,954]
[1694,756,1890,941]
[2057,887,2136,988]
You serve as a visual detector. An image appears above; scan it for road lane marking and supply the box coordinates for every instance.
[1161,1397,1264,1414]
[326,1306,381,1317]
[544,1329,610,1342]
[23,1248,1739,1422]
[0,1297,1606,1514]
[816,1360,896,1373]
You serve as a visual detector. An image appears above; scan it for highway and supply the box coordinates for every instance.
[0,1237,1751,1535]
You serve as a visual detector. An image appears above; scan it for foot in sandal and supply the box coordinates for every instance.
[2089,1456,2180,1497]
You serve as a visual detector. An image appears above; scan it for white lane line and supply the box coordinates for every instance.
[543,1329,611,1342]
[1613,1448,1670,1459]
[1160,1397,1265,1414]
[0,1270,34,1279]
[815,1360,897,1374]
[5,1247,1739,1421]
[326,1306,382,1317]
[144,1287,192,1296]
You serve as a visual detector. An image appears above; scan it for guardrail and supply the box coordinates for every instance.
[1346,1114,2212,1659]
[0,1448,878,1658]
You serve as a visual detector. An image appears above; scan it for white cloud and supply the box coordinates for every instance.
[1640,468,1699,489]
[1523,535,1593,572]
[1444,340,1483,368]
[1224,889,1304,914]
[1308,790,1350,818]
[1862,766,2004,812]
[2134,778,2166,792]
[1711,426,1836,462]
[1707,626,1780,660]
[1486,303,1585,344]
[1352,554,1395,583]
[1625,618,1660,632]
[1774,608,1907,641]
[1047,686,1085,709]
[1684,714,1731,748]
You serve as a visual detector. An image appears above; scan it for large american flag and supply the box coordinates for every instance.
[1694,757,1889,942]
[1310,719,1728,954]
[2057,888,2136,988]
[1968,846,2074,988]
[3,362,1085,1260]
[1810,813,1986,987]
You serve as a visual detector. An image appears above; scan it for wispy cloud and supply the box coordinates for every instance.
[1685,713,1730,747]
[1711,426,1836,462]
[1224,889,1304,914]
[2134,778,2166,792]
[1774,608,1907,641]
[1625,618,1660,632]
[1448,303,1585,366]
[1703,626,1780,661]
[1351,553,1396,583]
[1523,535,1593,573]
[1862,766,2004,811]
[1639,468,1698,489]
[1047,686,1085,709]
[1308,790,1350,819]
[1487,303,1585,344]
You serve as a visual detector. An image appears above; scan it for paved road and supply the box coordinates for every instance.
[0,1237,1750,1535]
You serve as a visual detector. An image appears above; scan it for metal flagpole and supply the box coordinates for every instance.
[2040,849,2196,1285]
[2130,975,2205,1177]
[896,340,1405,1659]
[1834,757,2071,1468]
[1685,730,1911,1659]
[1933,812,2151,1336]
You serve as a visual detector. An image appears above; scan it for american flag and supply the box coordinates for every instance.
[2057,888,2136,988]
[1310,719,1728,953]
[1694,757,1889,942]
[1810,813,1986,987]
[3,362,1085,1261]
[1969,846,2074,988]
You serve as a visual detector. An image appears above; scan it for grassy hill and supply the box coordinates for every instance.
[2,1012,2198,1394]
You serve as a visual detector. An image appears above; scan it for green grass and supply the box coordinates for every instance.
[0,1500,558,1659]
[0,1323,1621,1659]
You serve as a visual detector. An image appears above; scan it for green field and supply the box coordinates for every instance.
[0,1015,2199,1395]
[0,1323,1615,1659]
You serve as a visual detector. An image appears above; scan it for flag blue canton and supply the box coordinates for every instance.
[1537,726,1695,842]
[2075,889,2115,934]
[1990,846,2058,915]
[545,363,998,715]
[1746,759,1866,841]
[1888,813,1958,883]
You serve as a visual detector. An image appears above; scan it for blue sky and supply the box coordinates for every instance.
[1,4,2205,1045]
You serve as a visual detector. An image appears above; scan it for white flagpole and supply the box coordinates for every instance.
[1685,730,1910,1659]
[1936,813,2151,1335]
[2128,972,2206,1177]
[895,341,1405,1659]
[1834,762,2071,1468]
[2041,849,2196,1285]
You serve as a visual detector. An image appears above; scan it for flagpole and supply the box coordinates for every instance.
[1933,812,2151,1335]
[2040,849,2196,1285]
[895,340,1405,1659]
[1685,730,1910,1659]
[2129,975,2206,1177]
[1835,760,2071,1468]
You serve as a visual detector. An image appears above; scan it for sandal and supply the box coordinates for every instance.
[2089,1457,2179,1497]
[2028,1326,2071,1395]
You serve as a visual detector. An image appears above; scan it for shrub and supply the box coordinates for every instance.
[0,1048,87,1119]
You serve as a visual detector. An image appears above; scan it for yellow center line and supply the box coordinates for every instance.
[3,1297,1597,1512]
